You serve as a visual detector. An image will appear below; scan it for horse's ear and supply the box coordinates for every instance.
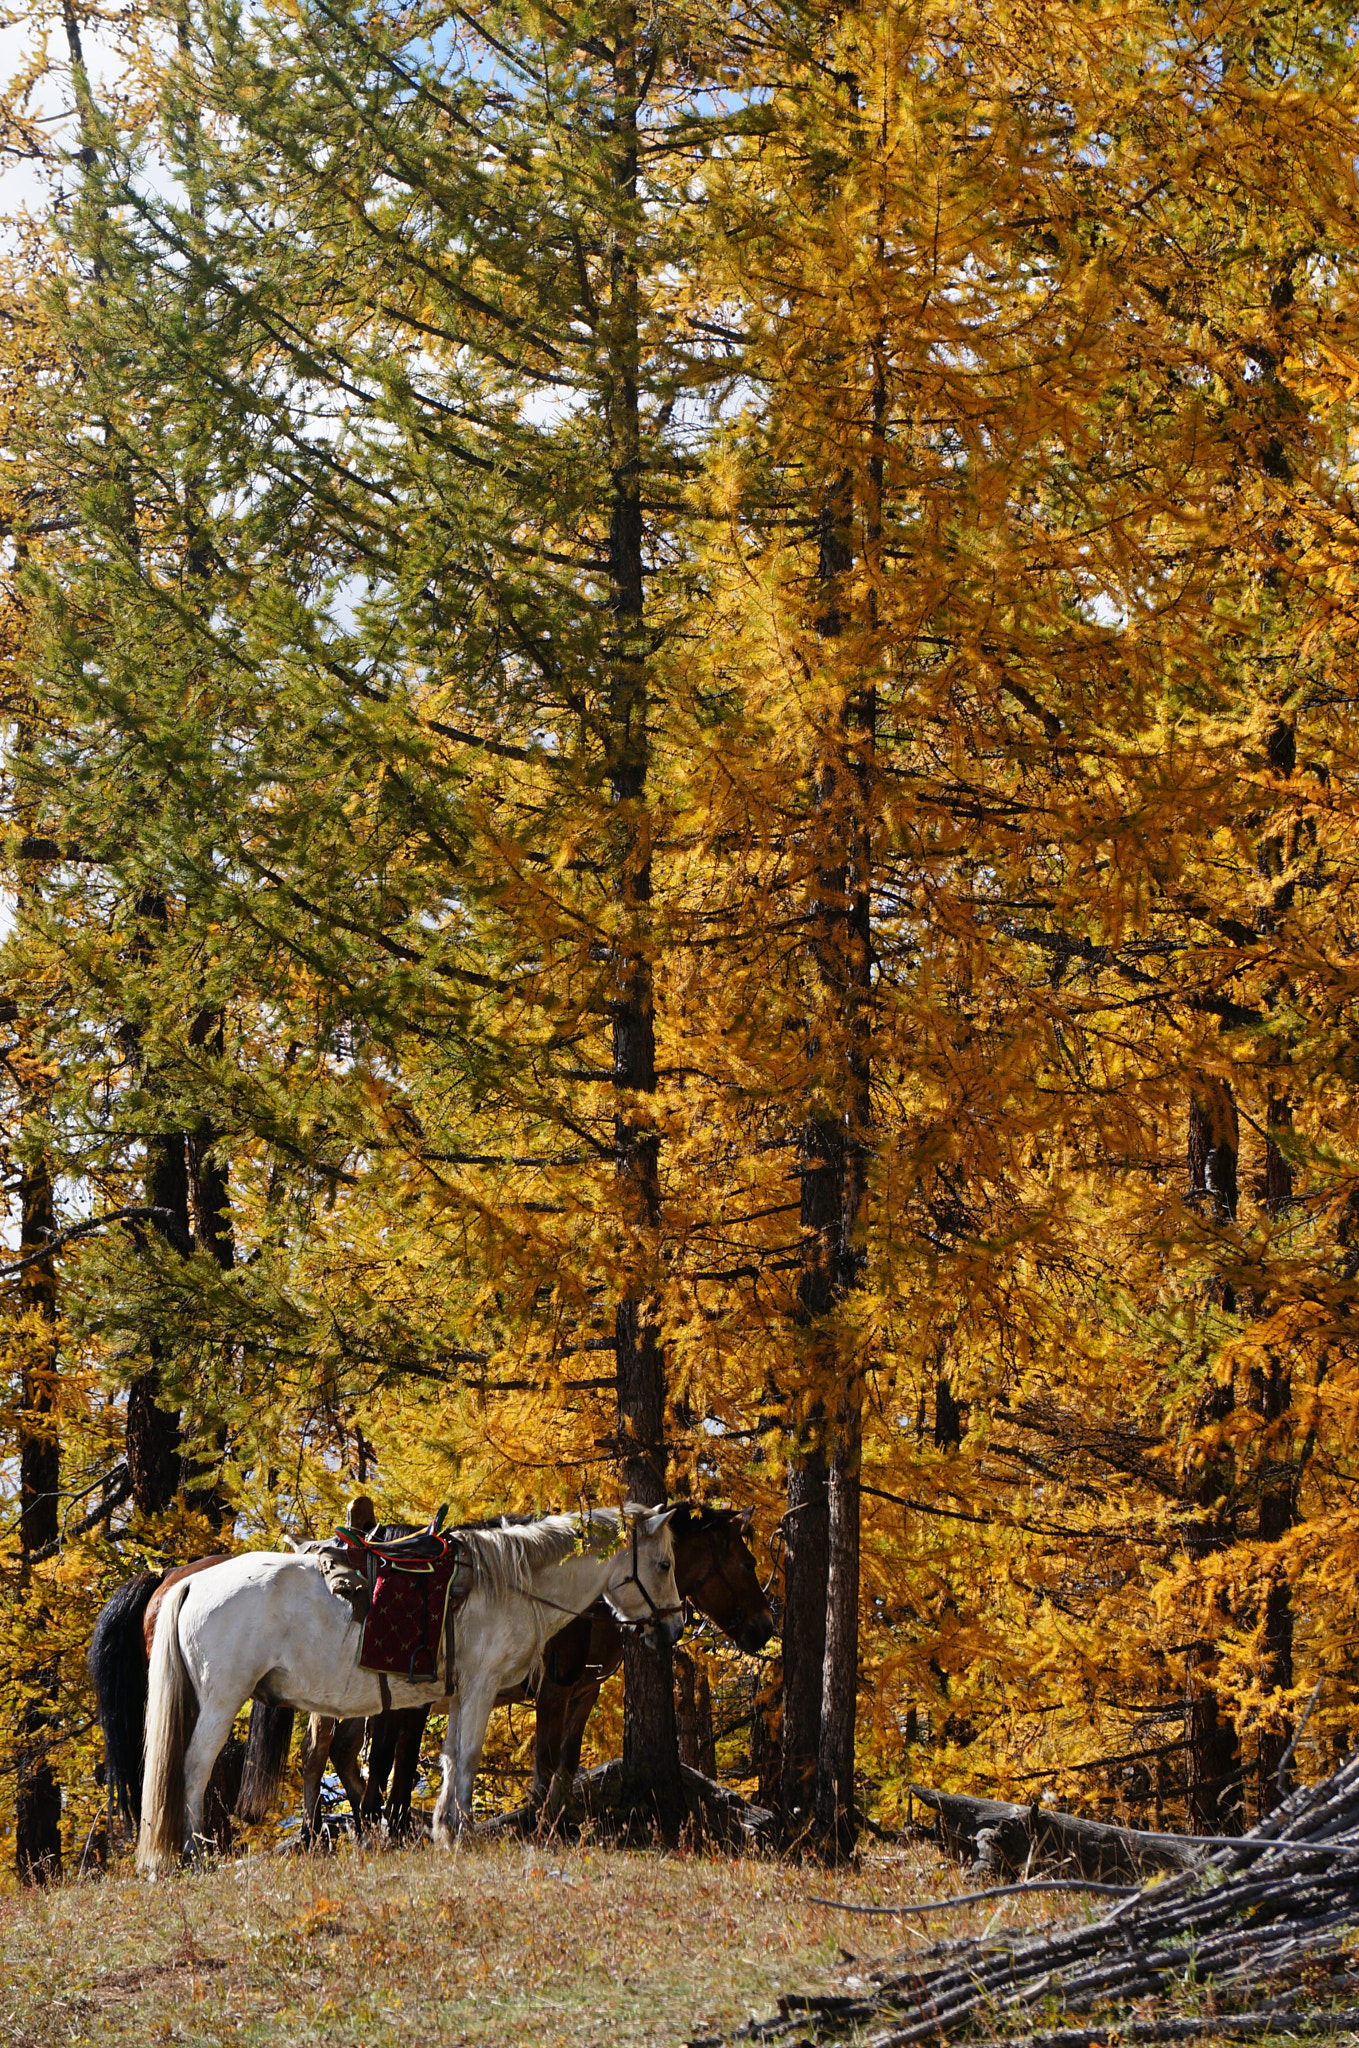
[623,1499,677,1531]
[737,1506,755,1534]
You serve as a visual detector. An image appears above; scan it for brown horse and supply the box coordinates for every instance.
[300,1504,772,1836]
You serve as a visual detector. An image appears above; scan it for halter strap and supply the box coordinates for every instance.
[612,1518,685,1634]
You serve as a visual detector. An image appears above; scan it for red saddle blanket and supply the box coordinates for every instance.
[351,1536,472,1686]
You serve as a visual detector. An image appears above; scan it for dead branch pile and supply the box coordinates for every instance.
[697,1756,1359,2048]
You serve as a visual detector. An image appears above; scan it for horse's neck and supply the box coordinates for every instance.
[673,1538,708,1600]
[527,1544,615,1616]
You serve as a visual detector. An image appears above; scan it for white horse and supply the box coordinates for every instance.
[138,1508,680,1873]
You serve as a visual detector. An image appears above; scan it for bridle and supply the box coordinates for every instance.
[612,1518,685,1635]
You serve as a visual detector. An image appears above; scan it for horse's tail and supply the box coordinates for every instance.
[235,1700,295,1822]
[87,1570,163,1830]
[138,1579,197,1875]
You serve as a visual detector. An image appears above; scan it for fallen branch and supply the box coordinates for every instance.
[806,1880,1138,1917]
[952,2017,1359,2048]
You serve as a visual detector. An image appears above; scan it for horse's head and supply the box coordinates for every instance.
[605,1507,684,1649]
[671,1504,775,1654]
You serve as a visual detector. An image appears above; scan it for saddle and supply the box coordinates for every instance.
[326,1512,474,1695]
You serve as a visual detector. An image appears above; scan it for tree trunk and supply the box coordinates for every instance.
[751,1659,783,1813]
[1184,1080,1244,1831]
[809,350,880,1854]
[18,1149,59,1557]
[606,1,682,1836]
[782,459,870,1851]
[187,1007,234,1273]
[125,888,195,1518]
[15,1138,62,1886]
[617,1305,683,1833]
[778,1443,830,1839]
[1253,1112,1297,1812]
[675,1651,716,1776]
[1185,1644,1244,1832]
[126,1124,192,1515]
[186,1006,234,1527]
[816,1376,862,1852]
[780,1100,839,1840]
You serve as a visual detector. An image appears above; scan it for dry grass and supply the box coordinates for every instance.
[0,1831,1068,2047]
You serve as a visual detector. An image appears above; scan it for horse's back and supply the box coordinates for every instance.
[174,1551,374,1718]
[143,1552,234,1657]
[175,1549,332,1622]
[173,1552,342,1666]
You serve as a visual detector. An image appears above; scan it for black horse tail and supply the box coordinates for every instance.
[87,1571,163,1829]
[236,1700,296,1823]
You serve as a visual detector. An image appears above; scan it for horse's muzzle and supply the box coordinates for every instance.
[645,1611,685,1651]
[739,1615,775,1653]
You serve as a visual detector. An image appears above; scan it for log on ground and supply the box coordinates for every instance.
[912,1786,1201,1880]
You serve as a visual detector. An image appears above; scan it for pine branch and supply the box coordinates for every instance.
[0,1206,179,1279]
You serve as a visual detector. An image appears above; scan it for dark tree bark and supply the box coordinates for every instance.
[18,1150,59,1558]
[607,1,683,1837]
[1188,1080,1240,1238]
[782,455,876,1854]
[675,1651,716,1776]
[816,1382,861,1851]
[1184,1079,1245,1831]
[814,478,876,1851]
[15,1138,63,1886]
[1251,732,1301,1809]
[935,1378,964,1448]
[15,1712,63,1888]
[126,1119,192,1516]
[779,475,853,1842]
[1253,1113,1298,1810]
[751,1659,783,1813]
[187,1009,234,1274]
[1185,1643,1244,1833]
[779,1442,830,1835]
[185,1006,235,1529]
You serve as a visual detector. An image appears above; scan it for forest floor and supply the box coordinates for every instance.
[0,1827,1060,2048]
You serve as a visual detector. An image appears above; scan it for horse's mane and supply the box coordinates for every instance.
[669,1503,735,1538]
[455,1509,622,1606]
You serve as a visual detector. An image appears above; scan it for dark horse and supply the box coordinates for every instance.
[88,1553,240,1840]
[288,1503,773,1837]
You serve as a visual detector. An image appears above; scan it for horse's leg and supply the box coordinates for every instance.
[530,1679,571,1808]
[360,1712,398,1827]
[434,1678,497,1845]
[329,1718,367,1827]
[385,1708,430,1834]
[543,1683,601,1822]
[299,1715,336,1844]
[182,1696,248,1860]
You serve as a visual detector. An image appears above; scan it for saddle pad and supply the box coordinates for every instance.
[358,1541,471,1684]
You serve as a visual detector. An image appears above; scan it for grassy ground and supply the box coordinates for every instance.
[0,1830,1056,2048]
